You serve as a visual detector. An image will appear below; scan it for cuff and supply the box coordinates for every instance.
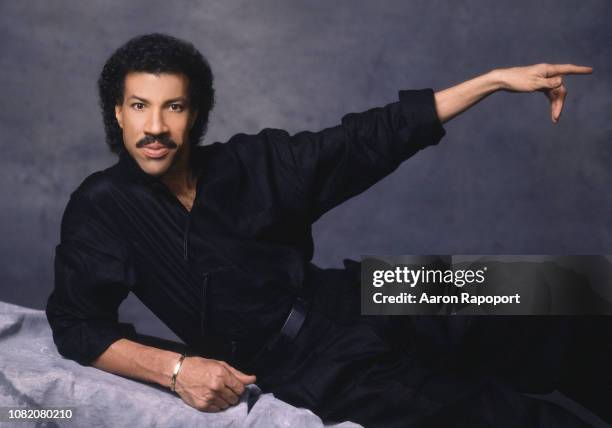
[46,304,136,366]
[398,88,446,150]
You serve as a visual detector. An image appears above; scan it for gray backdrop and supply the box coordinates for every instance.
[1,1,610,340]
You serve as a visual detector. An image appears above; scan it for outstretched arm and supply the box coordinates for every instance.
[434,63,593,124]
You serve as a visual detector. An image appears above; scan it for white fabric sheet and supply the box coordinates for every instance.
[0,301,360,428]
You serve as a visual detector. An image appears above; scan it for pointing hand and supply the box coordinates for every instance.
[497,63,593,124]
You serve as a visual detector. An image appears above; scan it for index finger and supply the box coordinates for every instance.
[224,371,246,396]
[546,64,593,76]
[218,385,241,406]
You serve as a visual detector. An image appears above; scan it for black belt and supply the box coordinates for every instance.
[228,293,310,363]
[279,296,308,341]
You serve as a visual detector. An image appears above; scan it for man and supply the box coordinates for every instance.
[46,33,596,427]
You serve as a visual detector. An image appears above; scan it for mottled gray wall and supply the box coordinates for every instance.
[1,1,610,340]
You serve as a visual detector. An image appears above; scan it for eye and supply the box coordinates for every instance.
[131,102,145,110]
[169,103,184,112]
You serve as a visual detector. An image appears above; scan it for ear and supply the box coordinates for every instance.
[115,104,124,129]
[189,109,198,129]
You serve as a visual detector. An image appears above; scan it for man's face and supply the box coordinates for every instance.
[115,72,197,177]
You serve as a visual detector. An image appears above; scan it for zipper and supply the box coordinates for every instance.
[200,268,239,363]
[183,215,191,261]
[152,174,199,262]
[200,272,209,336]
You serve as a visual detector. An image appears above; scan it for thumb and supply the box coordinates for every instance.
[222,362,257,384]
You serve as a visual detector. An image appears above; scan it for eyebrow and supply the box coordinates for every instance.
[128,95,188,104]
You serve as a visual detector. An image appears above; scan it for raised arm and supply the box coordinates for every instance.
[434,63,593,124]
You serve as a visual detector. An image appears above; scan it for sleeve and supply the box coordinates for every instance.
[45,192,137,366]
[234,88,446,223]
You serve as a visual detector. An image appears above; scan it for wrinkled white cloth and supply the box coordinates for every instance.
[0,301,361,427]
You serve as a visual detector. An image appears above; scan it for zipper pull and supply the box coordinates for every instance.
[230,340,237,363]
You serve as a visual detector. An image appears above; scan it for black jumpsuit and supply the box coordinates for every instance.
[46,89,609,427]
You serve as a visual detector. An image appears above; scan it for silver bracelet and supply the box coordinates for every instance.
[170,353,187,392]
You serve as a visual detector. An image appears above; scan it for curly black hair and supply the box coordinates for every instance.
[98,33,215,154]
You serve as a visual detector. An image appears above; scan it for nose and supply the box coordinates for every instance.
[144,107,169,135]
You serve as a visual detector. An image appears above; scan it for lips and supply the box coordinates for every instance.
[142,144,171,159]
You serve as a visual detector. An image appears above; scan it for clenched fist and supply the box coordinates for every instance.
[174,356,257,412]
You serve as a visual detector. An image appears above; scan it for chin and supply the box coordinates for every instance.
[137,158,173,177]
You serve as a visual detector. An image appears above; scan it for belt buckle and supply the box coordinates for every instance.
[280,297,307,341]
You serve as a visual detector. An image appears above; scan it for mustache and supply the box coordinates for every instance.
[136,134,178,149]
